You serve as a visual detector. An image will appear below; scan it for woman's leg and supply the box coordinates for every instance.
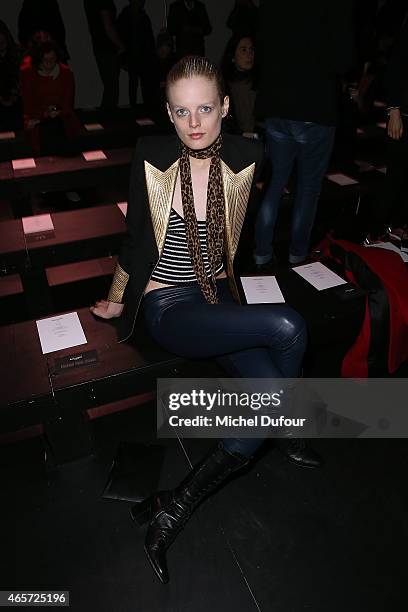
[138,281,307,583]
[144,282,307,459]
[144,282,307,379]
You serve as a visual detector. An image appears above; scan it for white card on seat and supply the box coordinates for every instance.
[82,150,107,161]
[293,262,347,291]
[117,201,128,216]
[136,118,155,126]
[326,173,359,186]
[12,158,36,170]
[36,311,87,354]
[84,123,104,131]
[376,122,386,129]
[22,214,54,234]
[355,160,375,172]
[241,276,285,304]
[0,131,16,140]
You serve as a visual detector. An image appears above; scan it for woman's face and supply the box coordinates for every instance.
[40,51,57,73]
[234,37,255,72]
[166,76,229,149]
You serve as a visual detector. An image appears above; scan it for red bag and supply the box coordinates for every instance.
[314,235,408,377]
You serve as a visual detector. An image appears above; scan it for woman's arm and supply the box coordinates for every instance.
[91,138,149,318]
[60,67,75,116]
[100,8,125,54]
[20,67,36,121]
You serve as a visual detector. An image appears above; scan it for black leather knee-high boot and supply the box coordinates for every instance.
[130,442,250,584]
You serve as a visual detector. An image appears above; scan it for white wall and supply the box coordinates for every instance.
[1,0,253,108]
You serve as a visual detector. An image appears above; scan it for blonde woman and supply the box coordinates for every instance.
[92,56,311,583]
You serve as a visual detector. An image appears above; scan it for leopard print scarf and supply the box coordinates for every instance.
[179,133,225,304]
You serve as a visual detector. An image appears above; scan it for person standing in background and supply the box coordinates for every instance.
[18,0,69,61]
[167,0,212,58]
[226,0,258,38]
[116,0,160,113]
[84,0,125,110]
[368,14,408,241]
[253,0,355,270]
[0,20,23,132]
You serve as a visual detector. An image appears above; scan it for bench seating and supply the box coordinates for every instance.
[0,307,184,462]
[0,147,133,216]
[45,255,117,311]
[0,204,126,273]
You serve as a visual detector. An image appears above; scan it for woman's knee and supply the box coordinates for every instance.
[265,307,307,347]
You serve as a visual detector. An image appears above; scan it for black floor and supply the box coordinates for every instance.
[3,402,407,612]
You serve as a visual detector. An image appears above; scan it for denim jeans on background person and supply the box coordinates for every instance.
[254,118,336,264]
[143,279,307,458]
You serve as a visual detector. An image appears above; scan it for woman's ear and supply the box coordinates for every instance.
[166,102,174,124]
[221,96,230,118]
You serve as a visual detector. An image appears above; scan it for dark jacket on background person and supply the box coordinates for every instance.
[0,21,23,131]
[18,0,68,58]
[109,132,263,342]
[116,3,157,72]
[84,0,117,49]
[167,0,212,58]
[255,0,355,126]
[226,2,258,38]
[383,16,408,114]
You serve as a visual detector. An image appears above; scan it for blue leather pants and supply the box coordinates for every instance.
[143,279,307,457]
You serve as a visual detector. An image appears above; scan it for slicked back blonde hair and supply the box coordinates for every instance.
[166,55,225,104]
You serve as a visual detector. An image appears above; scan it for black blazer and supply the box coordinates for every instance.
[110,132,264,342]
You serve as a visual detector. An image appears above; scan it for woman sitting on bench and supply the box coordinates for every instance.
[91,56,315,584]
[20,39,79,155]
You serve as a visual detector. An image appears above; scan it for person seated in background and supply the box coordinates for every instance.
[221,33,259,138]
[20,30,53,70]
[0,20,23,132]
[226,0,258,38]
[20,40,80,156]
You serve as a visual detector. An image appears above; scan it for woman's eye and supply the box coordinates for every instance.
[200,106,212,113]
[175,109,188,117]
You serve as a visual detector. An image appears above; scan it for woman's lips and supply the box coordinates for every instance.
[189,133,205,140]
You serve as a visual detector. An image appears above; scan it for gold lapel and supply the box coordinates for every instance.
[144,160,179,254]
[221,160,255,261]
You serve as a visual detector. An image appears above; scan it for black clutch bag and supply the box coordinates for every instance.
[102,442,165,502]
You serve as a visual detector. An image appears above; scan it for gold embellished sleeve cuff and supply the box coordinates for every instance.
[108,263,130,303]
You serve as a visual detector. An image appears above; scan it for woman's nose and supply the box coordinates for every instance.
[189,112,201,128]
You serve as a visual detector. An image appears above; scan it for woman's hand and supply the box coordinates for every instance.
[27,118,41,129]
[388,108,403,140]
[44,107,61,120]
[90,299,124,319]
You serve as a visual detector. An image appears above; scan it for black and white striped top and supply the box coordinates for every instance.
[151,208,224,285]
